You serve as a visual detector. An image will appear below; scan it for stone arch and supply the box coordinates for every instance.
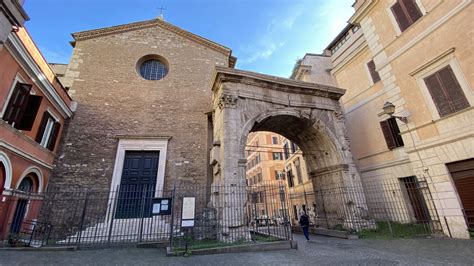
[16,167,44,193]
[210,67,371,241]
[0,151,12,193]
[238,109,345,172]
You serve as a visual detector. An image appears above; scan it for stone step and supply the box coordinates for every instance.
[58,218,171,244]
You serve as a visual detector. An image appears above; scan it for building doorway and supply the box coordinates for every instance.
[400,176,430,224]
[115,151,160,219]
[10,176,34,234]
[447,159,474,230]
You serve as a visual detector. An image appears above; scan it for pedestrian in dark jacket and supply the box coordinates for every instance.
[299,212,310,241]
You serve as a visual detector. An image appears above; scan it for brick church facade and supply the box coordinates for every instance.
[51,19,236,193]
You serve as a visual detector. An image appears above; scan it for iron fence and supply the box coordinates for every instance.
[170,183,292,252]
[0,176,444,248]
[288,177,442,237]
[0,183,293,249]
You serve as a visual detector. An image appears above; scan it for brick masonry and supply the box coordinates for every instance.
[50,23,230,191]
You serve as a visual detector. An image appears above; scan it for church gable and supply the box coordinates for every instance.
[51,18,233,195]
[71,19,236,68]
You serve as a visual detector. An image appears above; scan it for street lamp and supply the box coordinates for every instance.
[382,101,408,123]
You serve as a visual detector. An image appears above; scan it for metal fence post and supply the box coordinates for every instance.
[76,191,90,247]
[107,186,119,244]
[169,186,176,251]
[138,186,147,242]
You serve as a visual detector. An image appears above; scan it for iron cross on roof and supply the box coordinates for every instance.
[157,6,167,20]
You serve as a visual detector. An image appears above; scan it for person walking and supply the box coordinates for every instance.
[299,212,310,241]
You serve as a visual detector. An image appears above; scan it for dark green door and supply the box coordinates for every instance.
[10,199,28,234]
[115,151,160,219]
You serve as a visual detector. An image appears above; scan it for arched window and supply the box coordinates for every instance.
[18,176,34,193]
[0,163,5,194]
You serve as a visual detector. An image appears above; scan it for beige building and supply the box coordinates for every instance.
[295,0,473,238]
[280,137,314,223]
[245,132,316,225]
[245,132,287,221]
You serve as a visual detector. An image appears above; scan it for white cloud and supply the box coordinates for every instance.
[280,9,303,30]
[238,6,303,66]
[240,42,285,65]
[236,1,354,76]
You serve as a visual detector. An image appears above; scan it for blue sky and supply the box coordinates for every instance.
[23,0,354,78]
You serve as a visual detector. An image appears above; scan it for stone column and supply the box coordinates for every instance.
[329,110,373,231]
[212,92,250,242]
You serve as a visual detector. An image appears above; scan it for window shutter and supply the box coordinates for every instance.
[401,0,422,23]
[35,112,51,143]
[15,95,42,131]
[367,60,381,83]
[380,120,397,150]
[47,122,61,151]
[438,66,469,112]
[3,83,32,124]
[388,118,404,147]
[391,1,411,32]
[424,65,469,117]
[424,73,452,117]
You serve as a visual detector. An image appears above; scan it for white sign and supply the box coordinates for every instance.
[182,197,195,220]
[152,203,161,214]
[181,220,195,227]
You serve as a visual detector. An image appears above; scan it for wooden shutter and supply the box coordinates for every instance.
[424,65,469,117]
[391,1,411,32]
[15,95,42,130]
[438,66,469,112]
[402,0,422,23]
[2,83,32,124]
[35,112,51,143]
[367,60,381,83]
[380,120,397,150]
[47,122,61,151]
[424,73,451,116]
[388,117,404,147]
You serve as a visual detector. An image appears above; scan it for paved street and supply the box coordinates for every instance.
[1,234,473,265]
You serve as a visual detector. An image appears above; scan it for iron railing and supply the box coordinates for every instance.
[287,177,442,237]
[0,176,446,248]
[0,183,293,248]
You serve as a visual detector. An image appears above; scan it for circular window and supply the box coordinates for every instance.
[139,58,169,80]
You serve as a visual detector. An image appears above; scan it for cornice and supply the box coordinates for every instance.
[349,0,379,24]
[211,66,346,101]
[114,134,172,140]
[0,140,53,170]
[71,19,235,62]
[0,0,29,26]
[10,0,28,21]
[309,164,349,178]
[6,34,73,118]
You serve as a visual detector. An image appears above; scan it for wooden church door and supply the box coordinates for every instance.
[115,151,160,219]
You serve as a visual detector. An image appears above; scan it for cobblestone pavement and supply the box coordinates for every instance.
[1,234,473,265]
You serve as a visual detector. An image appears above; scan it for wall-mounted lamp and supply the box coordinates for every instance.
[382,102,408,123]
[11,26,20,33]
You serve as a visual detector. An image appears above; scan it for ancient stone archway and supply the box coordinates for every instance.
[210,67,369,241]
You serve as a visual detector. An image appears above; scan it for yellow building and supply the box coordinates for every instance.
[245,132,287,222]
[295,0,473,238]
[280,137,315,224]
